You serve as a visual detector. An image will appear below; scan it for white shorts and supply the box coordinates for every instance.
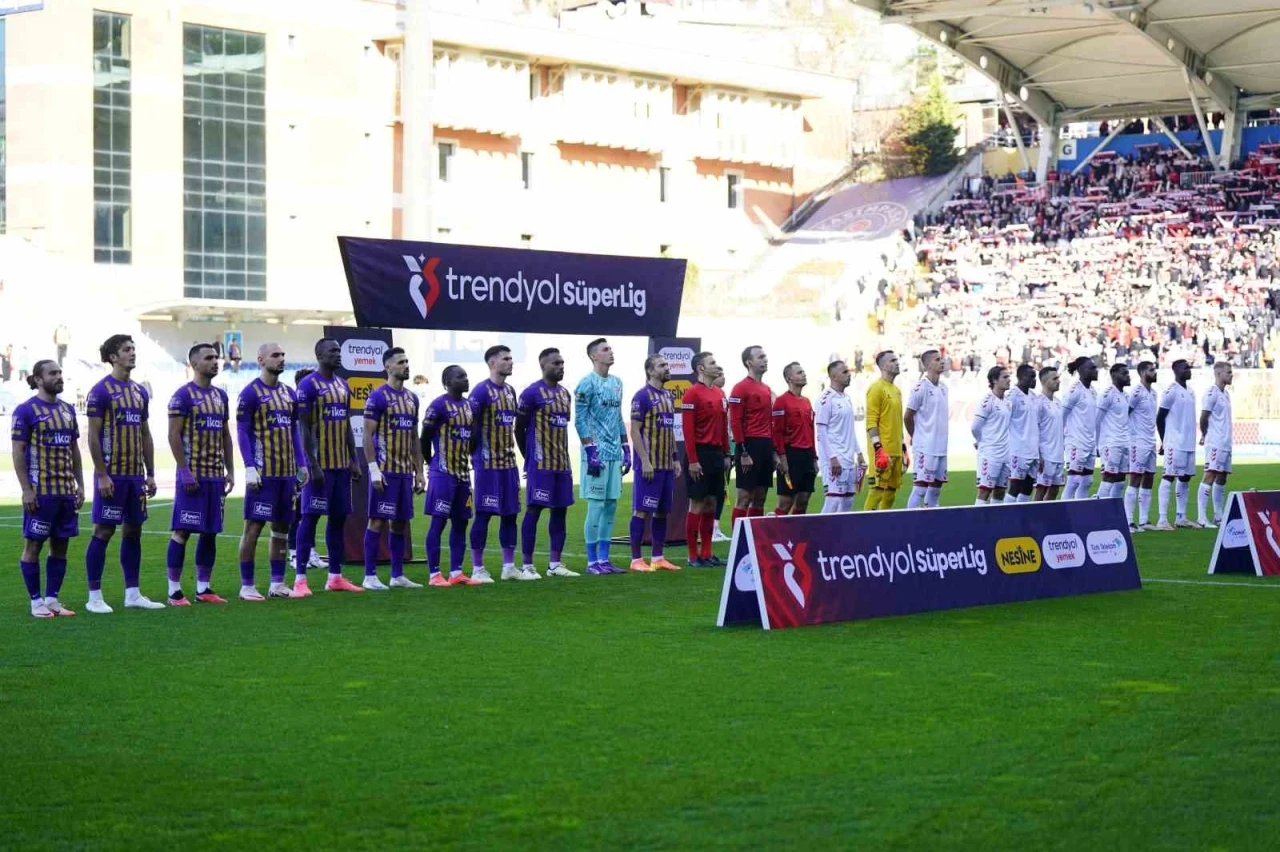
[912,451,948,484]
[1162,447,1196,478]
[1037,460,1066,488]
[1066,444,1095,474]
[977,453,1011,490]
[1100,446,1129,476]
[823,460,864,496]
[1206,447,1233,474]
[1129,446,1157,475]
[1009,454,1039,481]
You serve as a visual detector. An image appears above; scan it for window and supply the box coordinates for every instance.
[438,141,455,183]
[521,152,533,190]
[183,24,267,301]
[93,12,132,263]
[659,167,670,203]
[726,172,742,209]
[0,19,6,234]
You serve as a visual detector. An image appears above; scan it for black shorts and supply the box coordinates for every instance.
[735,437,776,492]
[685,446,726,501]
[777,448,817,496]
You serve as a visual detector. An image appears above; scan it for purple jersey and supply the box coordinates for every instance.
[469,379,519,471]
[518,380,572,472]
[86,375,149,479]
[424,394,473,478]
[237,378,301,478]
[631,384,677,471]
[12,396,79,496]
[365,384,419,476]
[168,382,229,480]
[296,372,352,470]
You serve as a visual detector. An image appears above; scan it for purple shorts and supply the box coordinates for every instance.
[172,480,226,534]
[473,468,520,516]
[369,474,415,522]
[526,469,575,509]
[633,469,675,514]
[425,473,473,519]
[301,469,353,517]
[24,495,80,542]
[244,477,297,524]
[92,477,148,526]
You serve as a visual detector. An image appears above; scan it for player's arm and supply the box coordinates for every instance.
[410,405,425,491]
[467,391,484,456]
[11,408,36,511]
[345,398,360,478]
[866,385,883,449]
[573,379,595,444]
[630,399,653,478]
[167,407,196,494]
[680,393,703,480]
[727,385,745,460]
[85,386,113,497]
[970,402,988,447]
[1155,404,1169,448]
[139,388,157,495]
[515,390,532,462]
[297,383,321,479]
[71,428,86,509]
[772,400,790,475]
[1095,392,1110,448]
[362,394,384,491]
[221,405,235,495]
[292,411,310,487]
[420,404,438,469]
[236,390,261,488]
[1198,397,1212,446]
[815,395,840,478]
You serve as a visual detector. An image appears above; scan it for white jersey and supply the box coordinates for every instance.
[1095,386,1130,448]
[1159,382,1197,451]
[1008,386,1038,459]
[1037,393,1064,462]
[906,377,949,456]
[1201,385,1233,451]
[1128,384,1157,451]
[972,392,1011,457]
[815,387,859,464]
[1062,381,1098,452]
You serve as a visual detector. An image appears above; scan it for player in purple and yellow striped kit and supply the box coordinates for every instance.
[85,334,162,613]
[628,354,681,572]
[11,360,84,618]
[236,342,308,601]
[421,365,481,587]
[516,348,580,579]
[363,347,425,590]
[468,345,521,583]
[166,344,234,606]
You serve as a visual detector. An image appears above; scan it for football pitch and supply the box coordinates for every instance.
[2,468,1279,851]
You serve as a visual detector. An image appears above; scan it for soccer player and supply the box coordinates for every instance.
[1005,364,1039,504]
[12,360,83,618]
[363,347,425,589]
[1061,356,1099,500]
[681,352,730,566]
[516,348,579,579]
[469,345,521,583]
[710,368,731,542]
[1156,359,1197,530]
[772,362,817,516]
[1033,366,1066,501]
[296,339,364,594]
[165,344,233,606]
[729,345,777,523]
[1197,362,1234,528]
[1126,361,1159,530]
[905,349,949,508]
[864,351,905,511]
[237,342,308,600]
[628,354,681,572]
[972,366,1012,505]
[1095,363,1131,501]
[286,367,314,574]
[815,359,865,514]
[85,334,162,612]
[421,365,482,586]
[575,338,631,574]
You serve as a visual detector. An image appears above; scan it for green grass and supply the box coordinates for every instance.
[3,469,1280,851]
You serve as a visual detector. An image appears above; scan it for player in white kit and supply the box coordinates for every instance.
[1061,357,1099,500]
[905,350,949,509]
[1095,363,1131,501]
[971,366,1012,505]
[1005,364,1039,504]
[1196,362,1234,528]
[1126,361,1159,531]
[1033,366,1065,501]
[815,359,866,514]
[1155,359,1197,530]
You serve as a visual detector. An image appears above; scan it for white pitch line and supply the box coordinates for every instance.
[1145,577,1280,588]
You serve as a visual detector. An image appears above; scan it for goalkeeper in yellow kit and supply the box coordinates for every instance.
[864,351,906,510]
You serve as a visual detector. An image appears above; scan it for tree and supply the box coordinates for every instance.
[891,75,961,177]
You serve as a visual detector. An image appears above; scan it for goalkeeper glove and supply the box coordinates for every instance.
[873,443,890,472]
[620,445,632,477]
[585,444,603,477]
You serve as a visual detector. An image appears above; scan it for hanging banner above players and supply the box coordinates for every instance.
[1207,491,1280,576]
[338,237,686,336]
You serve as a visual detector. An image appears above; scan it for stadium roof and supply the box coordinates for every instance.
[854,0,1280,125]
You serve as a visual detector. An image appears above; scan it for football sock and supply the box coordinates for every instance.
[167,538,186,583]
[821,495,841,514]
[470,512,492,568]
[549,508,567,563]
[85,535,108,592]
[195,534,216,589]
[1176,480,1190,519]
[426,515,447,573]
[975,497,989,505]
[121,534,142,591]
[699,513,714,559]
[880,489,898,510]
[583,501,604,563]
[388,532,405,578]
[269,558,286,585]
[295,514,317,574]
[746,506,763,517]
[362,529,379,577]
[324,517,345,574]
[521,506,542,564]
[499,514,517,565]
[731,507,746,527]
[1158,480,1172,523]
[239,560,255,586]
[838,496,855,512]
[448,520,467,574]
[1212,483,1226,519]
[925,486,942,508]
[1139,488,1152,525]
[287,520,298,551]
[651,516,667,558]
[597,500,617,561]
[1003,493,1017,504]
[630,515,645,561]
[907,486,927,508]
[1124,486,1138,522]
[1197,482,1211,523]
[20,560,41,600]
[45,556,67,600]
[586,539,601,565]
[685,514,700,560]
[1017,494,1031,503]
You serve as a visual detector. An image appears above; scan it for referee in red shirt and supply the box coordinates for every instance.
[680,352,730,566]
[729,345,779,525]
[772,362,817,515]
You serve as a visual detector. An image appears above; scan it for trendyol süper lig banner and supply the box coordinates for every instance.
[338,237,686,336]
[719,500,1142,629]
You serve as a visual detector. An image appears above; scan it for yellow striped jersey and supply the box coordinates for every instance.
[86,375,150,479]
[424,394,473,479]
[12,396,79,496]
[469,379,518,471]
[631,384,677,471]
[296,372,352,470]
[519,380,572,472]
[237,378,302,479]
[365,383,419,476]
[168,382,229,480]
